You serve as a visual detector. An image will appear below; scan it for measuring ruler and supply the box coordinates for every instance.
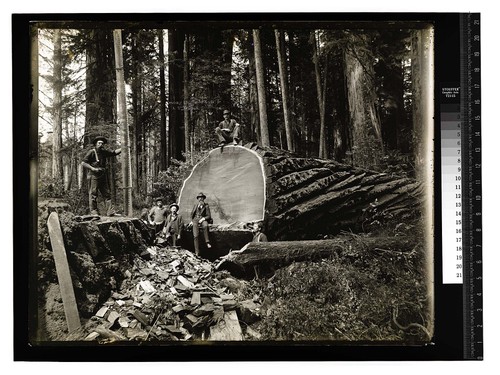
[460,13,483,361]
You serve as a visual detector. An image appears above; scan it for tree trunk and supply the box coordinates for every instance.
[65,148,75,191]
[52,29,64,181]
[84,30,116,143]
[311,31,327,159]
[274,30,294,152]
[183,34,190,158]
[131,32,140,195]
[252,29,270,147]
[158,29,168,170]
[113,29,133,216]
[248,54,260,144]
[344,34,384,169]
[168,29,184,160]
[216,234,418,279]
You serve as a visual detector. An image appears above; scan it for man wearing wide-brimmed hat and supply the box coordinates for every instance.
[148,197,168,235]
[215,109,241,146]
[188,192,212,255]
[163,202,184,247]
[81,136,121,216]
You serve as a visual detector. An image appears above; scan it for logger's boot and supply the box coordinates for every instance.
[105,199,118,217]
[90,195,99,216]
[193,237,200,256]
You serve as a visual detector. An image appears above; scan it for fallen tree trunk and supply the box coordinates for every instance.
[215,234,417,279]
[178,143,423,241]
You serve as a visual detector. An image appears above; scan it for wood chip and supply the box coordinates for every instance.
[157,271,170,280]
[172,304,185,313]
[190,292,201,305]
[139,280,156,293]
[118,317,129,328]
[107,311,120,323]
[133,310,150,326]
[185,314,199,325]
[140,268,155,276]
[177,275,195,289]
[84,332,100,341]
[95,306,109,318]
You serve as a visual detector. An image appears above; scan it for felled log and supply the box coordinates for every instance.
[180,226,253,261]
[216,235,417,279]
[178,143,423,242]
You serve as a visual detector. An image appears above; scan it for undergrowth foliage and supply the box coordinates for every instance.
[151,150,208,204]
[253,221,430,342]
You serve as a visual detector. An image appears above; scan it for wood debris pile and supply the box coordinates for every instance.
[77,246,263,342]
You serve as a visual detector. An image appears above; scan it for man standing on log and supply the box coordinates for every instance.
[215,109,241,146]
[188,192,212,255]
[148,197,168,235]
[81,136,121,216]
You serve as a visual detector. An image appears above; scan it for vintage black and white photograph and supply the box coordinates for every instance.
[32,17,435,345]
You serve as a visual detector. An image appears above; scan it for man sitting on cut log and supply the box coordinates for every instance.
[215,109,241,146]
[188,192,212,255]
[81,136,121,216]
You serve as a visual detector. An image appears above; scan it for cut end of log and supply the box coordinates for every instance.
[179,145,266,225]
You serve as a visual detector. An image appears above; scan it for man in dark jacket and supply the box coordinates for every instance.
[215,109,241,146]
[81,136,121,216]
[188,192,212,255]
[163,203,184,247]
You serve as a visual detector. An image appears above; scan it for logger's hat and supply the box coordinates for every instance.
[196,192,207,199]
[154,197,164,203]
[92,136,108,145]
[223,109,230,114]
[169,203,179,210]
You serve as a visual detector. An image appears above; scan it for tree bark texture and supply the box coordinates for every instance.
[158,29,168,170]
[183,34,190,157]
[168,29,185,161]
[84,29,116,144]
[252,29,270,147]
[113,30,133,216]
[274,30,294,152]
[52,29,64,182]
[311,31,327,159]
[344,34,384,169]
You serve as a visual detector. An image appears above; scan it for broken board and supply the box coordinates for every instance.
[209,310,243,341]
[47,211,81,333]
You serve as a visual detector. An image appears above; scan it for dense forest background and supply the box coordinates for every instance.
[37,25,433,215]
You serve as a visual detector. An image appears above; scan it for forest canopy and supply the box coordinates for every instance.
[36,24,433,215]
